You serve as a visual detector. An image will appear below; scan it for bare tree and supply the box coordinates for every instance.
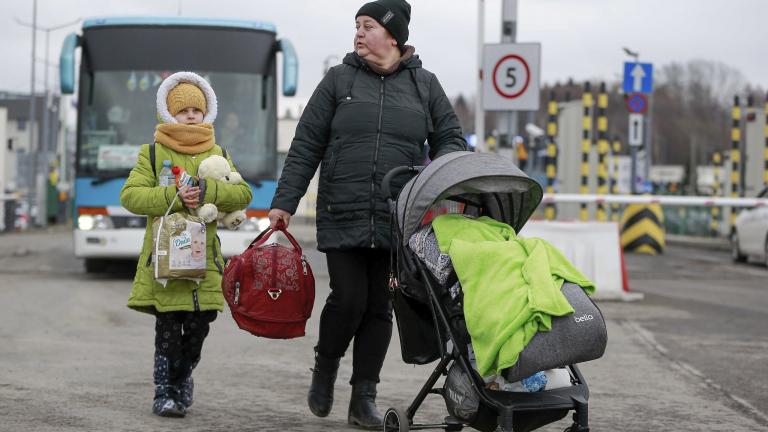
[654,60,747,165]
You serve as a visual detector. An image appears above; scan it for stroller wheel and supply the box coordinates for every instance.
[383,407,410,432]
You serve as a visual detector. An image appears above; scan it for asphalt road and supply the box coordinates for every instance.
[0,227,766,431]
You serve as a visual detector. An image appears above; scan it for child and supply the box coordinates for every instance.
[120,72,252,417]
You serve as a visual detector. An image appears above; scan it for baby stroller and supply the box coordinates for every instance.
[380,151,607,432]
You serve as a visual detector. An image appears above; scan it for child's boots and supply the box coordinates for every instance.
[177,359,198,409]
[152,354,186,417]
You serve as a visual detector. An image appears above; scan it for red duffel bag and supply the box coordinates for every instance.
[221,224,315,339]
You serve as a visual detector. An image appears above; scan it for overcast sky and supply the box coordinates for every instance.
[2,0,767,111]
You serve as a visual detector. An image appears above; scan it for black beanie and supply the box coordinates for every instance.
[356,0,411,51]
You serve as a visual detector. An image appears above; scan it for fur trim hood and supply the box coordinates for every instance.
[156,71,218,124]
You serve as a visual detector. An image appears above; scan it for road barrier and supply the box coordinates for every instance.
[579,83,593,221]
[545,91,558,220]
[620,203,665,255]
[596,83,610,221]
[711,152,722,235]
[611,136,621,221]
[520,221,639,301]
[541,193,768,207]
[730,96,741,228]
[764,91,768,186]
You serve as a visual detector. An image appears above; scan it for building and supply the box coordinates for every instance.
[0,91,68,228]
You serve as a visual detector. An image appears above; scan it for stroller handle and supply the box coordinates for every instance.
[382,165,423,202]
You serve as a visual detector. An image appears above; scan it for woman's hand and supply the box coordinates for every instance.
[180,186,201,209]
[268,208,291,229]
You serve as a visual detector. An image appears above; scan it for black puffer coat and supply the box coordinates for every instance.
[271,49,466,251]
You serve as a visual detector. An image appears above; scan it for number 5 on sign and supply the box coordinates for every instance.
[483,42,541,111]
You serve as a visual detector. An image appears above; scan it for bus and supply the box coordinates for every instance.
[59,17,298,272]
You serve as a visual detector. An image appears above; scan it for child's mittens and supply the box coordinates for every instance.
[222,210,247,230]
[197,203,219,223]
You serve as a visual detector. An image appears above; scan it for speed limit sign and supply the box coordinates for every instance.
[483,43,541,111]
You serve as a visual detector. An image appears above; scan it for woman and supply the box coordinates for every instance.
[268,0,466,428]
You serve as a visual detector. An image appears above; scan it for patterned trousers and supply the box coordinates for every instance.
[154,311,217,385]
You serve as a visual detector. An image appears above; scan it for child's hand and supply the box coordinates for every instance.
[180,186,201,209]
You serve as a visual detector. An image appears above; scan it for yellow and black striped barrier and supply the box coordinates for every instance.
[596,82,610,221]
[545,91,558,220]
[580,82,593,221]
[620,203,665,255]
[710,151,721,236]
[611,136,621,221]
[730,95,741,228]
[764,91,768,187]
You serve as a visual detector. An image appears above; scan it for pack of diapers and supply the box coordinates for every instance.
[152,212,207,285]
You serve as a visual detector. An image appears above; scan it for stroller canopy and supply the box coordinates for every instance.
[395,151,543,246]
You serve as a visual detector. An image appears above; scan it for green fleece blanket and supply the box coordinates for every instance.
[431,215,595,377]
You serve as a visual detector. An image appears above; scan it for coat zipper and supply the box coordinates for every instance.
[192,289,200,312]
[371,75,385,248]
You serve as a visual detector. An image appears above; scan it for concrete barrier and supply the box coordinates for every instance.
[520,221,642,301]
[620,203,665,255]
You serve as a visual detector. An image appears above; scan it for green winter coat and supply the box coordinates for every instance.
[271,48,467,251]
[120,143,253,314]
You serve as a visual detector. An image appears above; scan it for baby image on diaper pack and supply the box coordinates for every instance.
[169,220,206,269]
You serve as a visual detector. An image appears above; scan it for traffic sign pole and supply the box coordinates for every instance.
[500,0,517,157]
[645,94,653,189]
[475,0,485,152]
[622,61,654,194]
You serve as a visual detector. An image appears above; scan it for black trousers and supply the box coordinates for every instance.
[154,310,217,384]
[318,248,393,384]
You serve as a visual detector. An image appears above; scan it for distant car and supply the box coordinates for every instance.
[731,187,768,266]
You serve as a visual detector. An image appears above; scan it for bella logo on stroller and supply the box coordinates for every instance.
[574,314,594,323]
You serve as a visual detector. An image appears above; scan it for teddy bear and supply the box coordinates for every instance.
[194,155,247,230]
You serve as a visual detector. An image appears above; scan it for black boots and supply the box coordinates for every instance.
[307,351,340,417]
[347,380,384,429]
[152,354,186,418]
[306,347,382,429]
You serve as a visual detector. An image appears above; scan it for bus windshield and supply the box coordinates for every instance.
[78,70,276,182]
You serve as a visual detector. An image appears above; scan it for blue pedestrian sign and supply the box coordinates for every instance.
[623,62,653,94]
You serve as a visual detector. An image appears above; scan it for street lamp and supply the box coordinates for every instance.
[622,47,639,63]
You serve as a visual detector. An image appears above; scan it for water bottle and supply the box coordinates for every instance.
[520,371,547,392]
[158,160,174,186]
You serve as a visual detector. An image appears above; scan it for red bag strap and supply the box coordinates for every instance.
[247,222,303,254]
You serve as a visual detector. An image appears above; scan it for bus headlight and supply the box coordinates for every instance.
[93,215,114,230]
[78,215,94,230]
[78,214,113,230]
